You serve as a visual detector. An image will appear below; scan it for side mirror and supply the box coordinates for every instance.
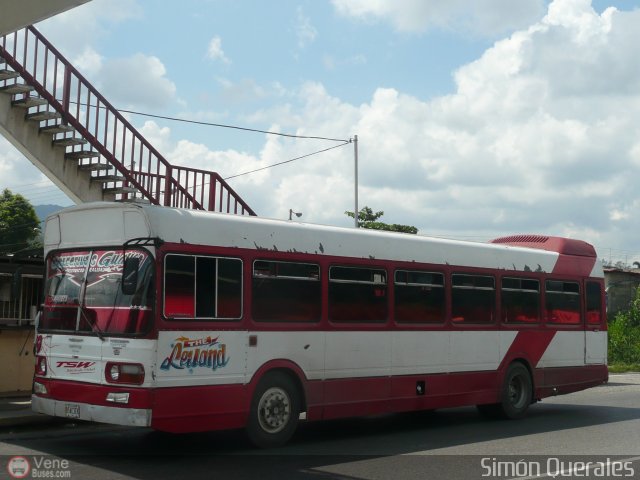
[122,257,140,295]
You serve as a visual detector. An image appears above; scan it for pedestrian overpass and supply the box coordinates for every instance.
[0,0,255,215]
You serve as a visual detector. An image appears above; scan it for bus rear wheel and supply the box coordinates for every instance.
[478,362,532,419]
[247,372,300,448]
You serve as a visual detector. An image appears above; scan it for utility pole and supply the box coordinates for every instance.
[353,134,358,228]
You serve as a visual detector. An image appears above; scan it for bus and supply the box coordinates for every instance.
[32,202,608,447]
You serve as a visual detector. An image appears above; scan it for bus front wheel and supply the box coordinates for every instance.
[247,371,300,448]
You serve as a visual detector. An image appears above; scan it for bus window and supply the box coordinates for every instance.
[501,277,540,324]
[252,260,320,322]
[164,255,195,317]
[164,254,242,320]
[217,259,243,317]
[451,274,495,324]
[329,266,387,323]
[586,281,603,325]
[394,270,445,323]
[545,280,581,324]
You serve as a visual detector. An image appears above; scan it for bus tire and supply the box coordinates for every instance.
[499,362,532,419]
[478,362,532,419]
[246,371,300,448]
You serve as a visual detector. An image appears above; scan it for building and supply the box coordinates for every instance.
[604,267,640,318]
[0,251,43,394]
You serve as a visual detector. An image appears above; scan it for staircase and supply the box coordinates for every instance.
[0,26,255,216]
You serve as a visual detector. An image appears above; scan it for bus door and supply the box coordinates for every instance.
[584,281,607,365]
[155,254,247,394]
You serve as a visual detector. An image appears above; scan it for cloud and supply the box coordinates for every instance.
[34,0,176,110]
[295,7,318,49]
[323,53,366,71]
[37,0,142,57]
[0,138,71,206]
[207,36,231,64]
[5,0,640,264]
[97,54,177,109]
[331,0,546,36]
[216,77,266,101]
[147,0,640,263]
[73,46,103,77]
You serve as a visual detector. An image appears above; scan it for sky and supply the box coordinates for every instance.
[1,0,640,264]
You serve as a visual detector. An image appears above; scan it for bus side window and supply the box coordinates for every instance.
[252,260,320,322]
[394,270,445,323]
[501,277,540,324]
[586,281,603,326]
[451,274,495,324]
[545,280,581,324]
[216,258,243,318]
[329,266,387,323]
[164,254,242,320]
[164,255,195,317]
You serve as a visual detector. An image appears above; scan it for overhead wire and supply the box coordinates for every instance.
[2,99,352,218]
[60,100,353,180]
[117,108,350,143]
[223,141,350,180]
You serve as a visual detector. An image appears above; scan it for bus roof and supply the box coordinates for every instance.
[43,202,602,278]
[491,235,597,257]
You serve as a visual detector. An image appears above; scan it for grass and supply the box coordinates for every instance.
[607,363,640,373]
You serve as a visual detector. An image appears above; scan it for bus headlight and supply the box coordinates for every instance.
[106,392,130,404]
[33,381,48,395]
[105,362,145,385]
[109,364,120,381]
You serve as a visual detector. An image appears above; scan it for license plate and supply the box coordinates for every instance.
[64,403,80,419]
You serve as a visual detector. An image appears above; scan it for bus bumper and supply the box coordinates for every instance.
[32,394,152,427]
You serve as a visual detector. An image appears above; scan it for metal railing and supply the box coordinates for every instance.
[0,26,255,216]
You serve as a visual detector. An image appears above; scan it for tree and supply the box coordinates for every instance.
[0,189,40,254]
[345,206,418,234]
[608,286,640,365]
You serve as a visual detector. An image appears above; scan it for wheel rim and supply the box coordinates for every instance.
[257,386,291,434]
[508,374,527,409]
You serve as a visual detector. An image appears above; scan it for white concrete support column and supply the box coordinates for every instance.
[0,93,107,203]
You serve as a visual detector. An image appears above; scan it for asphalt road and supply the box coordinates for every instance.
[1,373,639,479]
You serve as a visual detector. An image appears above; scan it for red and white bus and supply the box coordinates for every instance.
[32,202,608,447]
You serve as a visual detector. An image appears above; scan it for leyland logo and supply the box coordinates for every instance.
[160,336,229,373]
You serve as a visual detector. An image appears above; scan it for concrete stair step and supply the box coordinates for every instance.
[26,110,61,122]
[0,84,34,94]
[11,96,48,108]
[41,124,74,135]
[78,163,111,172]
[65,150,100,160]
[0,69,20,81]
[52,137,87,147]
[103,186,137,194]
[92,174,124,183]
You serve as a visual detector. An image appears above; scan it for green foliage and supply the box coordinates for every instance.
[622,286,640,328]
[608,287,640,365]
[345,206,418,234]
[608,363,640,373]
[0,189,40,254]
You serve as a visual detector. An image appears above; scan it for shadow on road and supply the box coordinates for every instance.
[3,394,640,479]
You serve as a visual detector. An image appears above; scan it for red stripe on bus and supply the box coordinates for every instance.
[500,330,557,369]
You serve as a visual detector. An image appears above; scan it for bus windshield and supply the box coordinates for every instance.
[41,249,154,335]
